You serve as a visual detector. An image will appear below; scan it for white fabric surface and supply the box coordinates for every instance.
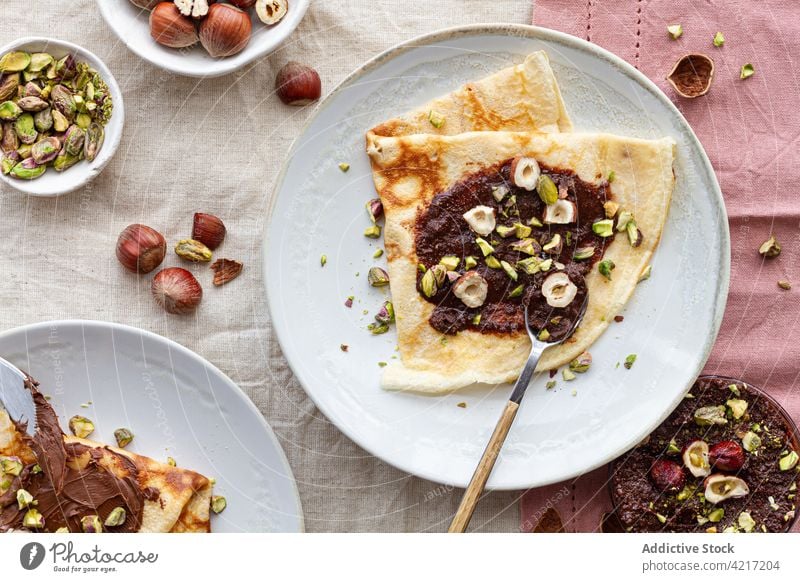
[0,0,533,531]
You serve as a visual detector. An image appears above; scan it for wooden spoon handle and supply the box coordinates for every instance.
[448,400,520,533]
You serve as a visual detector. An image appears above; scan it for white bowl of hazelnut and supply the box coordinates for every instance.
[97,0,310,78]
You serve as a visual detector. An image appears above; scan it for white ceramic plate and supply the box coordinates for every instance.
[0,37,124,197]
[264,25,730,490]
[98,0,310,78]
[0,320,303,532]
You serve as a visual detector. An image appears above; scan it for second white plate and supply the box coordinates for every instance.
[264,25,729,490]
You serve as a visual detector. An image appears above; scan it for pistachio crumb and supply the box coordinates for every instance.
[713,32,725,47]
[378,361,387,367]
[320,254,328,267]
[338,162,350,172]
[340,344,349,352]
[428,110,445,128]
[778,280,791,291]
[457,402,467,409]
[373,249,384,258]
[607,170,616,182]
[667,24,683,39]
[740,63,755,79]
[546,380,557,390]
[624,354,637,369]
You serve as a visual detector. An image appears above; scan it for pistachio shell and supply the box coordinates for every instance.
[0,52,31,73]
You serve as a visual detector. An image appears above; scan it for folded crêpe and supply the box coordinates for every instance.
[366,131,675,393]
[0,404,212,533]
[368,51,572,138]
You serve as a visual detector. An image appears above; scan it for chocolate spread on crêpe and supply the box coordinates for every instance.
[0,377,145,532]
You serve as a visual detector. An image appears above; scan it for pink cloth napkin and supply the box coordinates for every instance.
[521,0,800,533]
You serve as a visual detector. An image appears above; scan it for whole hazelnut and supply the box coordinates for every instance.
[649,459,686,492]
[229,0,257,8]
[192,212,226,250]
[116,224,167,274]
[149,2,199,49]
[152,267,203,314]
[129,0,162,9]
[199,3,252,58]
[275,62,321,106]
[708,440,746,472]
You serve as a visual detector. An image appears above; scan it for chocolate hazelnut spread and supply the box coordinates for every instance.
[0,378,145,532]
[414,160,611,339]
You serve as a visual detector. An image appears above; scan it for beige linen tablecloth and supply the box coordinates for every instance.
[0,0,532,532]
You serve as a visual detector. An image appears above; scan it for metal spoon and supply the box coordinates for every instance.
[448,295,589,533]
[0,356,35,436]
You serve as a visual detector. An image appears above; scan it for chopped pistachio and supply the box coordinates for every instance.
[728,383,741,396]
[638,265,652,283]
[68,415,95,439]
[768,496,779,510]
[418,263,426,273]
[623,353,637,370]
[475,237,494,256]
[367,322,389,335]
[16,488,33,509]
[374,301,395,324]
[726,398,748,420]
[616,210,634,232]
[508,284,524,298]
[338,162,350,172]
[114,428,134,448]
[779,451,799,471]
[573,246,595,261]
[104,507,127,527]
[542,233,562,252]
[562,368,576,381]
[366,198,383,223]
[667,24,683,39]
[464,256,478,270]
[708,508,724,523]
[368,266,390,287]
[320,254,327,267]
[373,249,384,258]
[738,512,756,532]
[778,280,791,291]
[428,109,445,128]
[1,456,23,476]
[471,313,481,325]
[496,225,515,238]
[694,405,728,426]
[23,508,45,529]
[759,235,781,258]
[485,256,502,269]
[626,222,643,247]
[528,216,543,228]
[667,440,681,455]
[516,256,541,275]
[538,329,551,342]
[364,225,381,238]
[439,255,460,271]
[603,201,619,219]
[491,185,509,202]
[740,63,755,79]
[607,170,616,183]
[569,352,592,373]
[538,259,553,271]
[536,174,558,205]
[656,513,667,524]
[598,259,615,280]
[514,222,532,239]
[713,32,725,47]
[742,431,761,452]
[545,380,557,390]
[210,495,227,514]
[592,219,614,237]
[457,402,467,409]
[500,260,518,281]
[167,457,176,467]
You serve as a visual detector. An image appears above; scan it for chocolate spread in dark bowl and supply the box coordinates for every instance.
[414,159,610,340]
[609,376,799,533]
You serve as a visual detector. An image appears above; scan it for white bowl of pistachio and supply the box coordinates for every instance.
[0,37,124,197]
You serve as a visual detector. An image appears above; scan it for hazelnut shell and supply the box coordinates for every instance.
[666,54,715,98]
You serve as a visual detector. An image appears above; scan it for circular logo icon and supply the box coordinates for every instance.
[20,542,45,570]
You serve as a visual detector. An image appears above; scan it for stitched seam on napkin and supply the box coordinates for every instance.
[586,0,593,41]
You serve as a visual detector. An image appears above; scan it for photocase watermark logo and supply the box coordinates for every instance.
[20,542,46,570]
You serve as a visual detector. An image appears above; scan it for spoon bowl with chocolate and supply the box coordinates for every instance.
[608,376,799,533]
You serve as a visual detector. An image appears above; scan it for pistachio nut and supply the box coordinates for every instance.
[485,256,502,269]
[536,174,559,205]
[9,158,45,180]
[104,507,127,527]
[17,144,32,159]
[573,246,595,261]
[0,100,22,120]
[726,398,748,420]
[210,495,227,514]
[368,266,389,287]
[1,121,18,152]
[53,151,79,172]
[0,52,31,73]
[508,284,525,298]
[528,216,543,228]
[428,109,445,128]
[0,73,19,102]
[13,113,37,144]
[592,219,614,237]
[693,405,727,427]
[23,508,45,529]
[738,512,756,533]
[464,256,478,270]
[16,488,34,510]
[55,54,77,80]
[175,239,213,262]
[1,154,18,175]
[603,200,620,219]
[500,260,518,281]
[538,329,551,342]
[365,198,383,223]
[31,137,60,165]
[374,301,395,324]
[81,515,103,533]
[439,255,460,271]
[63,124,85,157]
[17,96,48,112]
[638,265,652,283]
[780,450,799,471]
[363,225,381,239]
[51,108,69,132]
[23,82,42,98]
[114,428,134,448]
[707,508,724,523]
[626,222,643,247]
[1,456,23,475]
[28,52,53,73]
[50,84,76,121]
[420,267,439,298]
[33,107,53,133]
[510,238,541,256]
[741,431,761,453]
[367,321,389,335]
[76,112,92,130]
[69,415,95,438]
[542,233,563,254]
[616,210,634,232]
[516,256,541,275]
[569,351,592,373]
[598,259,615,280]
[474,237,495,257]
[496,225,515,238]
[492,185,509,202]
